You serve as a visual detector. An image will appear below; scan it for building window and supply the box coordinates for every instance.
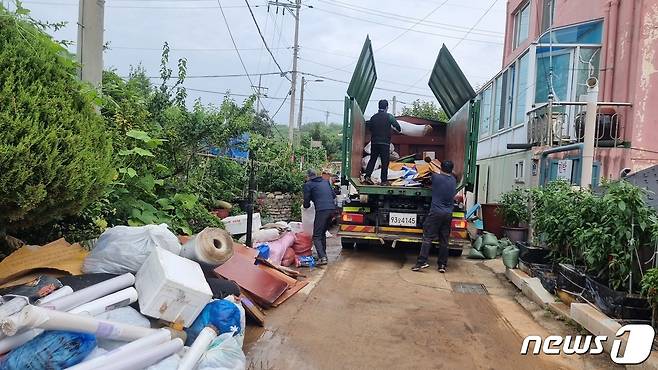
[514,52,530,125]
[494,75,504,130]
[504,66,515,128]
[479,85,493,138]
[515,161,526,183]
[535,48,572,103]
[540,0,556,34]
[514,2,530,48]
[538,20,603,44]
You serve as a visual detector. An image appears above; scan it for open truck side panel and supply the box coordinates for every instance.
[339,40,478,249]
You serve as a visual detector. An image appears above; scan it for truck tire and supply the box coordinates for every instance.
[449,248,464,257]
[341,239,356,249]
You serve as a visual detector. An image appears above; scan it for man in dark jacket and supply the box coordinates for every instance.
[364,99,401,186]
[412,160,457,273]
[303,169,336,265]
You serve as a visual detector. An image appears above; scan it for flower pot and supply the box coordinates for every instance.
[502,226,528,243]
[583,275,651,322]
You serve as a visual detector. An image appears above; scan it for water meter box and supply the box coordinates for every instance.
[135,247,212,327]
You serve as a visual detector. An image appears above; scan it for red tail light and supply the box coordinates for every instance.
[452,220,467,230]
[342,213,364,224]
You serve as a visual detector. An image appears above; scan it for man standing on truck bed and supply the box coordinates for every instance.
[363,99,401,186]
[303,169,336,266]
[412,160,456,273]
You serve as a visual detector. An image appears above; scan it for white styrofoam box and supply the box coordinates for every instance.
[135,247,212,327]
[221,213,262,235]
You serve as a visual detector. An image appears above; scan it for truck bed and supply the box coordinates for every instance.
[350,177,432,197]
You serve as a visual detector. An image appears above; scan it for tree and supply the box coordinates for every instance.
[0,6,113,234]
[401,99,448,122]
[300,122,343,161]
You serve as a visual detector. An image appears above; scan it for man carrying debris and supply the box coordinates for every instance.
[412,160,456,273]
[363,99,401,186]
[303,169,336,266]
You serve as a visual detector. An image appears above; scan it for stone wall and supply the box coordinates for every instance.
[257,192,298,223]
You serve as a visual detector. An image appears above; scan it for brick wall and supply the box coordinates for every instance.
[257,192,298,222]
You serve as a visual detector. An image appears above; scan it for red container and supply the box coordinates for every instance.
[481,203,504,238]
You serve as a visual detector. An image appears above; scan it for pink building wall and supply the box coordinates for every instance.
[501,0,658,178]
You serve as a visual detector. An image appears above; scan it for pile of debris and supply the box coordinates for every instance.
[361,141,442,187]
[0,221,313,369]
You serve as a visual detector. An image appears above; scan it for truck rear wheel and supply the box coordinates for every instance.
[449,248,464,257]
[341,239,356,249]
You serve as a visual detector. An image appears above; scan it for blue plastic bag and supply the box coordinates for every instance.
[0,331,96,370]
[185,299,242,346]
[256,244,270,260]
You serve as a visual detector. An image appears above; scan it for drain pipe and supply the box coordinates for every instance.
[581,78,600,188]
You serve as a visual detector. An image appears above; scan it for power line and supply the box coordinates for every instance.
[300,72,435,98]
[109,45,289,52]
[133,71,287,79]
[315,0,503,37]
[22,1,252,9]
[311,7,504,46]
[375,0,449,52]
[244,0,291,82]
[453,0,501,49]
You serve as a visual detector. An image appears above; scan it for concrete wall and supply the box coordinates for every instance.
[477,150,533,203]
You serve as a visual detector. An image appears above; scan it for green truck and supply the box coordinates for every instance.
[338,37,480,253]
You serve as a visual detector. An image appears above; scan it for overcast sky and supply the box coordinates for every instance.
[16,0,507,125]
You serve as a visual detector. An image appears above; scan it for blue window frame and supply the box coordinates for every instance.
[538,20,603,44]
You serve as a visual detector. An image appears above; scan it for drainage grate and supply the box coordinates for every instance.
[451,282,488,295]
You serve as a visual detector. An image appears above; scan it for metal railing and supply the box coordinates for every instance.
[526,101,632,147]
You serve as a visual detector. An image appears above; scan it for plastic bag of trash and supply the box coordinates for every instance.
[196,333,246,370]
[397,120,433,137]
[482,233,498,246]
[264,232,295,265]
[0,331,96,370]
[83,224,181,274]
[361,156,381,171]
[482,244,498,259]
[224,295,246,348]
[301,203,315,235]
[185,299,242,346]
[146,353,182,370]
[281,247,296,267]
[472,237,483,251]
[468,248,486,259]
[237,228,281,245]
[502,246,520,269]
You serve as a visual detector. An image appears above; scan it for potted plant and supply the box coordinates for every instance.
[497,188,530,243]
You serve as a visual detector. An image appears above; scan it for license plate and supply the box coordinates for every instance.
[389,212,417,227]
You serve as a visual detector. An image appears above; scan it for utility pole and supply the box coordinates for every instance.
[288,0,301,145]
[325,111,329,125]
[252,75,268,113]
[392,96,397,115]
[297,76,306,130]
[77,0,105,88]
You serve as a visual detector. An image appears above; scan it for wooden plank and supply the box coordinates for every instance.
[272,280,309,308]
[240,290,265,327]
[214,253,288,307]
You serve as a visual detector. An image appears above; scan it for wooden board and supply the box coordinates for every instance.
[0,239,87,286]
[240,290,266,327]
[215,253,288,307]
[272,280,310,308]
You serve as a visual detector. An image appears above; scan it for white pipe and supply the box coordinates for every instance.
[69,288,138,316]
[581,78,599,188]
[36,286,74,305]
[177,326,218,370]
[94,338,184,370]
[0,298,28,320]
[40,273,135,312]
[65,329,172,370]
[0,287,137,353]
[1,305,156,340]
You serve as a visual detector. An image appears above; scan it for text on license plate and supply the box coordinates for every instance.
[389,212,417,227]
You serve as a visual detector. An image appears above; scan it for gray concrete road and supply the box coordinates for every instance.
[243,235,619,370]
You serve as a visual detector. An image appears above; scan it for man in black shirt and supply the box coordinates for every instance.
[303,169,336,266]
[412,160,457,273]
[364,99,401,186]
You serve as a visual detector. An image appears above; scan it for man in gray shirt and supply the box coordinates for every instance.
[412,160,457,273]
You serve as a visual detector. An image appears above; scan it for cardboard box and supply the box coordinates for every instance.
[135,247,212,327]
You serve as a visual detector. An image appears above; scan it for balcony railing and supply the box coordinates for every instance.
[526,101,632,147]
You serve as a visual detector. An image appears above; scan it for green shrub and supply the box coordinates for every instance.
[0,7,113,233]
[497,188,530,226]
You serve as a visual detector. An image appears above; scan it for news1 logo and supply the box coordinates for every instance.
[521,324,655,365]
